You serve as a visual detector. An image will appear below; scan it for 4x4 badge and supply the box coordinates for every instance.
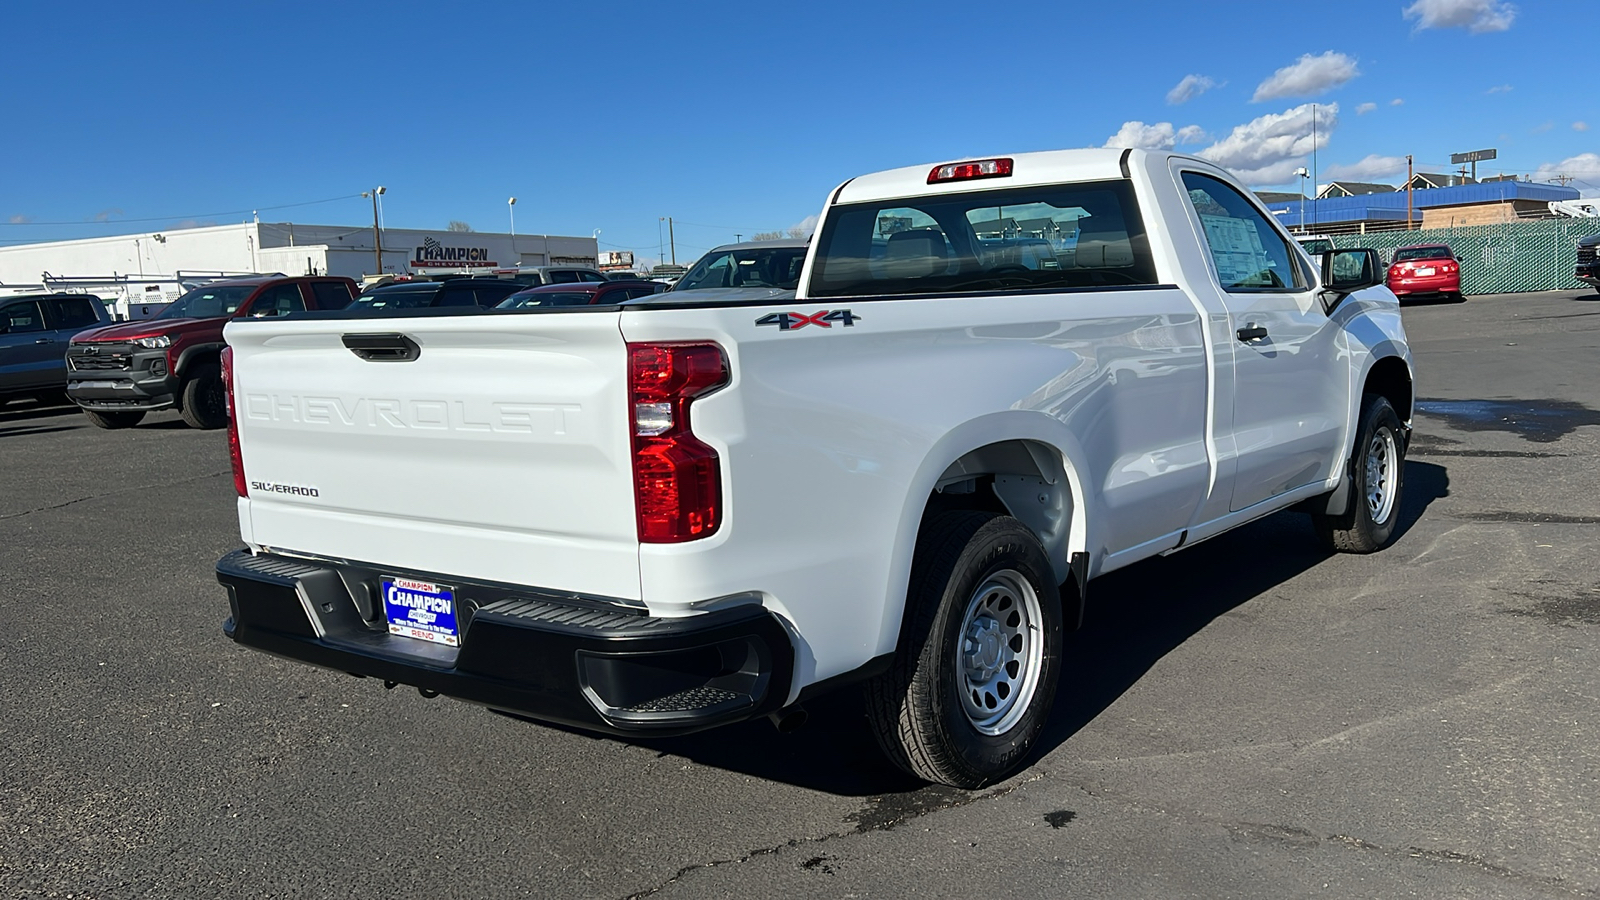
[755,310,860,331]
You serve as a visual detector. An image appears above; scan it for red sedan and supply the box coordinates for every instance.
[1386,244,1463,302]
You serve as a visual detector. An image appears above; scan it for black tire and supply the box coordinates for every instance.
[179,364,228,430]
[1312,395,1407,553]
[33,389,70,406]
[1450,291,1467,303]
[82,409,146,429]
[865,511,1063,788]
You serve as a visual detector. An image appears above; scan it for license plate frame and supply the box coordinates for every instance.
[1416,266,1437,276]
[381,577,461,647]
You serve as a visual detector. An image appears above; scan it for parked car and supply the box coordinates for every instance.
[675,239,808,291]
[66,275,358,429]
[215,148,1412,789]
[497,280,667,309]
[487,265,610,287]
[350,278,522,312]
[1386,244,1463,302]
[1574,234,1600,294]
[0,293,110,405]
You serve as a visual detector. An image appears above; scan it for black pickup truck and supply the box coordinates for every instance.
[1576,235,1600,294]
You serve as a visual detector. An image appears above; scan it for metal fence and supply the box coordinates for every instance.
[1326,218,1600,295]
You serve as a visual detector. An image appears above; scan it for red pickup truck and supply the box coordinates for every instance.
[67,274,358,429]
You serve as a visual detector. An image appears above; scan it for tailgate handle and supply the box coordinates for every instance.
[342,333,420,362]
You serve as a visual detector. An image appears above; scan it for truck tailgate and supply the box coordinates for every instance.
[225,313,640,601]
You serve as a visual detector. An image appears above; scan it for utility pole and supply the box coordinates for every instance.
[734,233,742,243]
[1406,155,1414,231]
[668,216,676,265]
[363,186,386,274]
[1311,104,1318,232]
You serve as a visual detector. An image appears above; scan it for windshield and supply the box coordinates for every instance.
[498,291,595,309]
[677,247,807,291]
[348,288,438,310]
[1393,246,1453,261]
[155,285,257,319]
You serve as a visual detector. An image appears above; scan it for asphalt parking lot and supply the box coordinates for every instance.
[4,289,1599,899]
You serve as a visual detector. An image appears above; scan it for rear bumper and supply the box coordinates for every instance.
[215,549,795,736]
[1386,274,1460,297]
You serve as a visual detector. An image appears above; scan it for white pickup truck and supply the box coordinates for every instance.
[215,149,1413,788]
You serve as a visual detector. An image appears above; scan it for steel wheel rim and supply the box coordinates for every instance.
[956,568,1044,736]
[1365,425,1399,525]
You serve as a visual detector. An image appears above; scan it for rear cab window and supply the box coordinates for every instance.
[808,181,1156,298]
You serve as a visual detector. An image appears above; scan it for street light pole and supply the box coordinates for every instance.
[362,186,386,275]
[508,197,517,260]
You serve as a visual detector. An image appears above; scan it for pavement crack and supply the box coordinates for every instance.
[1448,510,1600,525]
[1228,823,1599,897]
[0,470,229,521]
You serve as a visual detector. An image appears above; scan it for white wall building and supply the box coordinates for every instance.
[0,221,599,293]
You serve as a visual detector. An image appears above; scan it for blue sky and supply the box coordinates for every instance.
[1,0,1592,266]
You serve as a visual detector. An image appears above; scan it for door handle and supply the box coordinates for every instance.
[1236,324,1268,343]
[34,337,54,345]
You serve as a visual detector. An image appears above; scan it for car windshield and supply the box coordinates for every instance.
[155,285,257,319]
[1394,246,1453,261]
[348,288,439,310]
[677,247,808,291]
[498,291,595,309]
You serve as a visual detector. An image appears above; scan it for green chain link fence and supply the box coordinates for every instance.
[1328,218,1600,295]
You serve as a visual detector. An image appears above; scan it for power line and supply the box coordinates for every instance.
[2,193,366,226]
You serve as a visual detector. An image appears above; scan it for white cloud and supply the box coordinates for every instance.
[1104,121,1178,150]
[1391,98,1405,106]
[1532,153,1600,187]
[1198,103,1338,186]
[1533,121,1554,133]
[1324,154,1410,181]
[1175,125,1209,145]
[1252,51,1359,102]
[1486,84,1513,94]
[1574,121,1590,132]
[1356,102,1377,115]
[1403,0,1516,33]
[787,214,819,239]
[7,214,30,224]
[1166,74,1217,105]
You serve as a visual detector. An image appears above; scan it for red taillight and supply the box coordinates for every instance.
[628,342,729,542]
[221,346,247,498]
[928,157,1013,184]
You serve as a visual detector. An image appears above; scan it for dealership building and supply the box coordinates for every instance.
[0,221,599,310]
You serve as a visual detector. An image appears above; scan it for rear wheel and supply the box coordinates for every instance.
[179,364,227,430]
[1312,395,1406,553]
[82,409,146,429]
[865,512,1063,788]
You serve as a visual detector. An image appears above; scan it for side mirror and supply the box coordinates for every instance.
[1320,248,1382,312]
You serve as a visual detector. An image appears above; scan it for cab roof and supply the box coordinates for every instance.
[834,149,1141,206]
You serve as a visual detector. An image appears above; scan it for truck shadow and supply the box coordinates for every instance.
[552,461,1450,797]
[0,399,82,438]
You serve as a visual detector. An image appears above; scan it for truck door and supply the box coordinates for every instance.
[1175,169,1349,512]
[0,300,62,391]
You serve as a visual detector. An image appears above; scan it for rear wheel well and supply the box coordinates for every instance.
[918,440,1079,622]
[1364,356,1412,421]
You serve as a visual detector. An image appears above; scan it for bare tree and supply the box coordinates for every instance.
[786,224,809,239]
[447,221,475,233]
[751,231,783,241]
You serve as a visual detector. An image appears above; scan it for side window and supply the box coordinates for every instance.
[436,288,479,307]
[310,281,356,309]
[249,284,307,317]
[547,270,580,284]
[1180,171,1304,291]
[47,297,101,329]
[473,284,518,307]
[577,271,607,282]
[1,301,47,333]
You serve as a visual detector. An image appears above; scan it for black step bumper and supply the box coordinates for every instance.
[216,550,794,736]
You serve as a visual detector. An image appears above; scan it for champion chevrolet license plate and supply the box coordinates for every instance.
[381,577,460,647]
